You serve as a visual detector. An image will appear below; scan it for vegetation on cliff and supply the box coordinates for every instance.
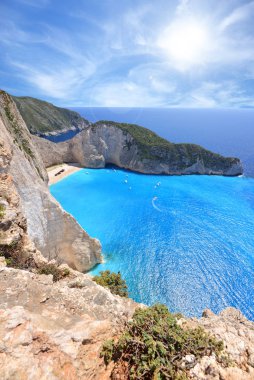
[9,93,241,173]
[102,304,226,380]
[1,91,35,159]
[37,263,70,282]
[13,96,89,134]
[93,121,239,170]
[0,240,34,269]
[0,204,5,219]
[93,270,128,297]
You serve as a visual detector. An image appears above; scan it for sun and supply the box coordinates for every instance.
[158,21,209,67]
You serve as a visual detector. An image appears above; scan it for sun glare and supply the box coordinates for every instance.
[158,21,208,67]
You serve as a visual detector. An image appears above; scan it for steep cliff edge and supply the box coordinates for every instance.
[0,90,101,271]
[34,121,243,176]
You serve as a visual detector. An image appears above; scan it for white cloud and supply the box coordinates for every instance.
[0,20,47,46]
[89,80,165,107]
[2,0,254,107]
[10,62,95,99]
[219,1,254,32]
[177,81,254,109]
[128,63,176,94]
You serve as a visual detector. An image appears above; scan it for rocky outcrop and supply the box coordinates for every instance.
[186,308,254,379]
[0,266,138,380]
[0,173,47,268]
[0,264,253,380]
[34,123,243,176]
[0,90,101,271]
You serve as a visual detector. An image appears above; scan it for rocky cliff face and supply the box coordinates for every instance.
[0,265,138,380]
[0,263,253,380]
[34,123,243,176]
[0,90,101,271]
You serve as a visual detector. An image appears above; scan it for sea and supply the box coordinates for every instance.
[49,107,254,319]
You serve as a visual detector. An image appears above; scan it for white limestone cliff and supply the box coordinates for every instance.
[33,123,243,176]
[0,90,101,272]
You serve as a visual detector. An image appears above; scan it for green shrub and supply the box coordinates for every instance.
[0,247,34,270]
[0,204,5,219]
[21,139,34,158]
[5,257,14,267]
[4,105,14,122]
[101,304,224,379]
[37,264,70,282]
[93,270,128,297]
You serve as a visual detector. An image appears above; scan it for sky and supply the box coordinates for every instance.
[1,0,254,108]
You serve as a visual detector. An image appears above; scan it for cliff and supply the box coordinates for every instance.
[0,90,101,272]
[34,121,243,176]
[1,89,252,379]
[13,95,89,135]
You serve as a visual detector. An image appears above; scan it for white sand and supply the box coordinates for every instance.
[47,163,82,185]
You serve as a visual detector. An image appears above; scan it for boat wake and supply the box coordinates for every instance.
[152,196,162,212]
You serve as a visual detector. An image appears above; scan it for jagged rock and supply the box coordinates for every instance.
[0,266,253,379]
[186,307,254,379]
[0,257,6,267]
[0,266,137,380]
[0,91,102,271]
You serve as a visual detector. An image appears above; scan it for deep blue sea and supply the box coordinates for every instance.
[51,168,254,320]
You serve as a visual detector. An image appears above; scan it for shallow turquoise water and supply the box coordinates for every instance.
[51,169,254,319]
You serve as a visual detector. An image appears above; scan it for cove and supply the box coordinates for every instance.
[50,168,254,320]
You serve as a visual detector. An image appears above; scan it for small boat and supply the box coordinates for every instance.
[124,179,128,183]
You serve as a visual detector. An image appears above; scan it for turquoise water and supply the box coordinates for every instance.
[51,169,254,319]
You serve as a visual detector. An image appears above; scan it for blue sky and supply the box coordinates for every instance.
[1,0,254,107]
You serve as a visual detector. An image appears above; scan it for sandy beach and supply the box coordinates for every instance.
[47,163,82,185]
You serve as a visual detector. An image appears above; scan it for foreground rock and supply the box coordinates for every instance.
[0,90,101,271]
[34,122,243,176]
[0,265,253,379]
[186,308,254,379]
[0,266,137,380]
